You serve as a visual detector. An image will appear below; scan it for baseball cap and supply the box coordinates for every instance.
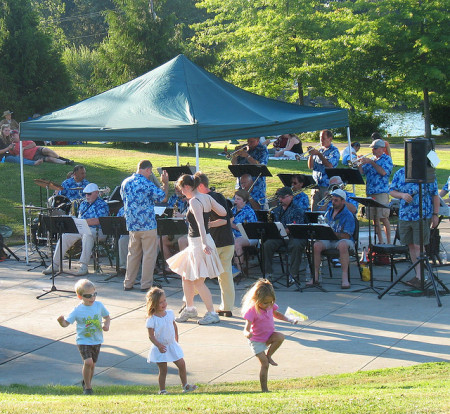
[83,183,99,193]
[277,186,293,197]
[330,189,346,200]
[370,139,385,148]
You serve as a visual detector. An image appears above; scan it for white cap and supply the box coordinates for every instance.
[83,183,99,193]
[330,189,346,201]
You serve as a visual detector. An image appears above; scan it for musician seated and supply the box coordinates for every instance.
[43,183,109,276]
[341,141,360,166]
[262,187,307,280]
[308,189,355,289]
[239,173,262,210]
[291,174,310,212]
[230,190,258,271]
[317,176,358,215]
[272,134,303,159]
[59,165,90,201]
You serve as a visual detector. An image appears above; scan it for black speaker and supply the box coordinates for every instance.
[404,138,435,183]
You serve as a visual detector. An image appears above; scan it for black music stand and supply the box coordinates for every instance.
[37,216,77,299]
[305,211,324,224]
[157,218,188,283]
[242,222,291,287]
[228,164,272,180]
[325,168,365,185]
[99,216,129,281]
[277,174,316,188]
[287,224,338,292]
[157,166,195,181]
[350,196,389,294]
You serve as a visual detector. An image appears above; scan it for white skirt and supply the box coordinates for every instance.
[148,341,184,363]
[166,234,224,281]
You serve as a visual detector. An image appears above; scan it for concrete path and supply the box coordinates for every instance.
[0,220,449,389]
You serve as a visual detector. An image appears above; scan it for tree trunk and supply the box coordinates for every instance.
[423,87,431,138]
[297,80,304,105]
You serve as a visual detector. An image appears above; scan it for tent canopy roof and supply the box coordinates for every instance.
[20,54,348,143]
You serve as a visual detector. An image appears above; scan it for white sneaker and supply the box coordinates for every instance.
[76,264,89,276]
[182,384,197,393]
[43,264,58,275]
[175,307,198,322]
[197,312,220,325]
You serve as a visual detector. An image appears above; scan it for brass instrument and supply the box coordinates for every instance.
[292,183,316,196]
[295,144,321,161]
[225,144,248,159]
[267,205,277,223]
[173,201,179,215]
[347,152,373,168]
[317,183,346,207]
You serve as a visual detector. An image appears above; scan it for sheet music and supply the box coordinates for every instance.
[73,218,91,236]
[154,206,166,216]
[237,223,249,241]
[275,222,289,239]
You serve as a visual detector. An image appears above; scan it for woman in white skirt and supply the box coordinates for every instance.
[167,174,226,325]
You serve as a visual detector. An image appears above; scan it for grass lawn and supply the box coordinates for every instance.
[1,141,449,244]
[0,362,448,413]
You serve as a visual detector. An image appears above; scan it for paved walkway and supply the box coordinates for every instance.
[0,220,449,388]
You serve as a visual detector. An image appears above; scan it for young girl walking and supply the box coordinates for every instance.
[241,279,297,392]
[145,287,197,394]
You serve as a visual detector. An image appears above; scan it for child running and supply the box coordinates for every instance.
[241,279,297,392]
[145,287,197,394]
[57,279,110,395]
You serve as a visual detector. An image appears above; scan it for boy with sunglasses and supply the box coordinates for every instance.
[57,279,110,395]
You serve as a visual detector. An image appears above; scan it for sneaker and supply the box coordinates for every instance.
[197,312,220,325]
[83,388,94,395]
[158,390,168,395]
[175,307,198,322]
[77,264,88,276]
[182,384,197,393]
[43,264,58,275]
[332,258,341,268]
[232,265,241,278]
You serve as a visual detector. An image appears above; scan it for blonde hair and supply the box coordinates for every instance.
[146,287,165,317]
[74,279,95,296]
[241,278,275,315]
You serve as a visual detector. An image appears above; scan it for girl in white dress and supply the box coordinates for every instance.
[146,287,197,394]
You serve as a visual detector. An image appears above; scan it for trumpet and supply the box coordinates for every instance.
[317,183,346,207]
[295,144,321,161]
[348,153,373,168]
[226,144,248,159]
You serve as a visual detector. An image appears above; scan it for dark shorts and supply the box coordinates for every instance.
[77,344,101,363]
[32,147,45,161]
[398,219,431,245]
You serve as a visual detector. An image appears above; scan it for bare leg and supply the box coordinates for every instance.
[265,332,285,366]
[380,217,391,244]
[157,362,168,391]
[312,241,325,282]
[338,241,350,287]
[255,352,270,392]
[193,278,214,312]
[82,358,95,389]
[183,279,196,308]
[373,218,382,243]
[173,358,187,387]
[408,243,421,278]
[43,156,66,164]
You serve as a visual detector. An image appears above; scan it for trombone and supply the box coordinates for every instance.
[317,183,346,207]
[347,152,373,168]
[295,144,321,161]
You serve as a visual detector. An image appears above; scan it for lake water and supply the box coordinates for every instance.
[380,111,440,137]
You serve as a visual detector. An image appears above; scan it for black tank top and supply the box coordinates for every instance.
[186,199,210,238]
[291,142,303,154]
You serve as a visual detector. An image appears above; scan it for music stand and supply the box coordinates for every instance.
[287,224,338,292]
[99,216,129,281]
[305,211,324,224]
[157,218,188,283]
[228,164,272,180]
[277,174,316,188]
[37,216,77,299]
[350,196,388,294]
[325,168,365,185]
[157,166,195,181]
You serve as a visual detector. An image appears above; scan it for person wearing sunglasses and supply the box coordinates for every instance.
[57,279,110,395]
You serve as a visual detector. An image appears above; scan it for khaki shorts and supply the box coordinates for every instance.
[398,219,431,245]
[368,193,390,219]
[77,344,101,363]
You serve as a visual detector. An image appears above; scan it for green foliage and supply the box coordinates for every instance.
[336,111,386,139]
[430,102,450,135]
[0,0,74,121]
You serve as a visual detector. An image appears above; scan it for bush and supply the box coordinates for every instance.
[336,111,386,139]
[430,103,450,136]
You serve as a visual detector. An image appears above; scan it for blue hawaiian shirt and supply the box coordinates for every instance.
[389,167,438,221]
[361,153,393,195]
[272,203,306,227]
[293,192,310,212]
[167,193,188,214]
[231,203,257,238]
[312,144,340,187]
[117,207,124,217]
[77,197,109,229]
[443,176,450,192]
[237,143,269,206]
[59,177,90,200]
[120,173,166,232]
[325,191,358,211]
[324,205,355,241]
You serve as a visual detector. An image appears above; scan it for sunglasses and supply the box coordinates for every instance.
[82,292,97,299]
[85,192,92,196]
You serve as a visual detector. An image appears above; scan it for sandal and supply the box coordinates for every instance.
[306,278,320,287]
[406,277,422,290]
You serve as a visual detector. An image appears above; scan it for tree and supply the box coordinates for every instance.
[0,0,74,120]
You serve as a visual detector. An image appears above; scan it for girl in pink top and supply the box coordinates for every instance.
[242,279,297,392]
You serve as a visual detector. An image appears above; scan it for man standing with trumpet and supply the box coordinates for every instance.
[231,137,269,208]
[358,139,393,244]
[308,130,340,211]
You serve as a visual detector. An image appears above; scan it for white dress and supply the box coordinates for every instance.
[146,309,184,363]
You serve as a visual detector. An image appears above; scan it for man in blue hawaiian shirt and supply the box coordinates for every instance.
[121,160,169,292]
[43,183,109,276]
[263,187,307,283]
[308,130,340,211]
[440,176,450,202]
[291,174,311,212]
[359,139,393,244]
[231,137,269,208]
[308,189,356,289]
[317,176,358,215]
[59,165,90,201]
[390,167,439,289]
